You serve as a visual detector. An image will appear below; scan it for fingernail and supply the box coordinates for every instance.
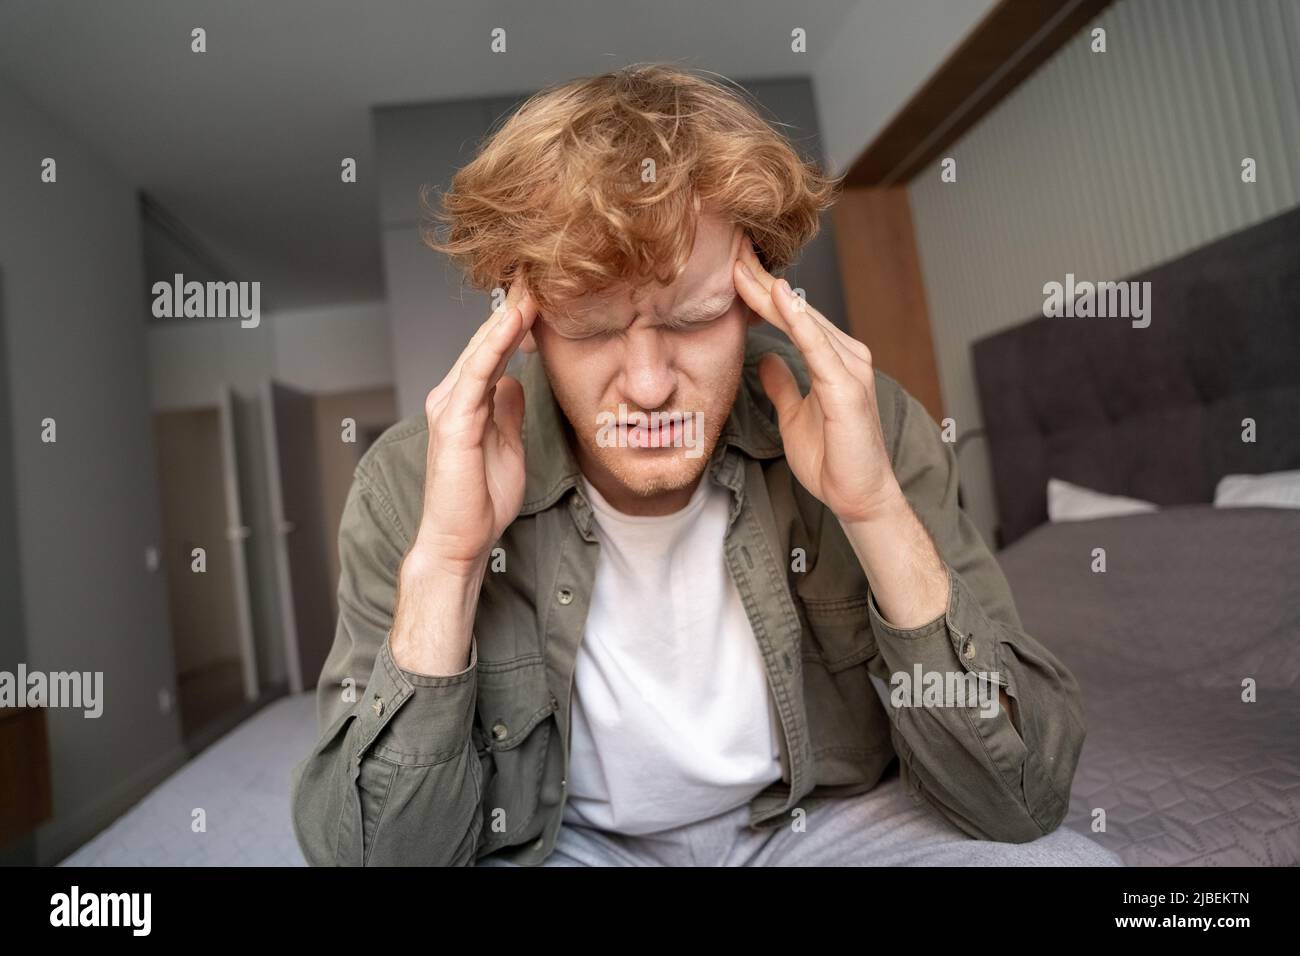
[776,278,791,297]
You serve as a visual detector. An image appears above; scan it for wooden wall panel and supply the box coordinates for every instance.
[0,707,52,846]
[832,187,944,422]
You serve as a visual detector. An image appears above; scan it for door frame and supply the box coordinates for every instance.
[260,380,305,694]
[218,385,260,701]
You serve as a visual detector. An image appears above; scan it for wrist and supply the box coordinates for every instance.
[399,539,489,589]
[389,632,473,679]
[391,545,485,677]
[836,480,909,529]
[837,486,950,630]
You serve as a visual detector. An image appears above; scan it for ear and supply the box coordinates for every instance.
[520,328,539,353]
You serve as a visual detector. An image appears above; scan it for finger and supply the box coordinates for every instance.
[451,283,540,415]
[733,249,830,345]
[758,274,851,392]
[426,304,513,419]
[430,284,537,420]
[453,280,536,383]
[484,304,534,393]
[738,257,847,390]
[447,305,529,416]
[757,352,802,429]
[491,375,526,447]
[734,255,793,339]
[737,240,872,366]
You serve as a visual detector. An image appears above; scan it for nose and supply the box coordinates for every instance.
[618,327,676,411]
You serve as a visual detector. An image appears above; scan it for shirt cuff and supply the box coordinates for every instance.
[353,636,479,767]
[866,565,1006,688]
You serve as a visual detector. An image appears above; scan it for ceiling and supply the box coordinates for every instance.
[0,0,957,310]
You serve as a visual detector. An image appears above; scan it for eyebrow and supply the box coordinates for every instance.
[550,290,737,335]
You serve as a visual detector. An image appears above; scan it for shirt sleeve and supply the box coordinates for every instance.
[290,471,485,865]
[863,382,1087,843]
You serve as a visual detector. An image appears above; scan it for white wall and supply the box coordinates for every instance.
[813,0,997,175]
[374,98,507,419]
[269,301,393,394]
[147,319,276,411]
[908,0,1300,544]
[147,300,391,410]
[0,73,184,864]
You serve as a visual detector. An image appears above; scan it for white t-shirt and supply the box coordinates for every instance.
[562,473,783,835]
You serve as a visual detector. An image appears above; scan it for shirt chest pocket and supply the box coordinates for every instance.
[798,594,894,785]
[801,594,877,670]
[471,657,557,852]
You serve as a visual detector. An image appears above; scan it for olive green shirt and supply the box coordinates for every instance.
[290,332,1086,866]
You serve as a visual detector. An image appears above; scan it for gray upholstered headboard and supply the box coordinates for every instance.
[972,205,1300,547]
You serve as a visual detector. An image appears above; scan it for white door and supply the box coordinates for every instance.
[262,380,334,694]
[218,385,259,701]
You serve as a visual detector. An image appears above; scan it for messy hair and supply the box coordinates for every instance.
[421,63,843,316]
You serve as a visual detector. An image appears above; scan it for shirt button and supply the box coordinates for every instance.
[557,587,574,605]
[491,720,509,740]
[963,638,976,660]
[372,696,384,717]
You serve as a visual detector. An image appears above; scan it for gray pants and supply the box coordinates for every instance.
[478,772,1123,866]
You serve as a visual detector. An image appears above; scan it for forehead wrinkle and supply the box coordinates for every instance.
[548,287,736,334]
[545,299,627,334]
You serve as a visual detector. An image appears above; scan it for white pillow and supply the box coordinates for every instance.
[1047,478,1158,523]
[1214,470,1300,509]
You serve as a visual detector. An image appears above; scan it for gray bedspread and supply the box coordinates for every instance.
[996,505,1300,866]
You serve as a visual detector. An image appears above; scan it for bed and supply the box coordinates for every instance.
[972,206,1300,866]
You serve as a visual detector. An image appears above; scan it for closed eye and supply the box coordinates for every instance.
[665,314,717,332]
[549,298,732,338]
[662,310,727,332]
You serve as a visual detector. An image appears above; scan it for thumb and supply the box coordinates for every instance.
[757,352,801,430]
[492,375,526,446]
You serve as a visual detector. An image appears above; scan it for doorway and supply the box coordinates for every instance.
[154,406,257,741]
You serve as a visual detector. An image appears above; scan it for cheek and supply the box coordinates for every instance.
[680,312,748,380]
[537,332,617,410]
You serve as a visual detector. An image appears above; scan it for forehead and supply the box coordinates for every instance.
[545,214,742,329]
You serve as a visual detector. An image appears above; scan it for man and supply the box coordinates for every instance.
[290,64,1118,867]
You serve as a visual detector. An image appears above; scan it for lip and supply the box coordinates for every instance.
[621,418,681,449]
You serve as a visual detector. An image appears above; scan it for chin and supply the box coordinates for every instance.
[593,446,713,498]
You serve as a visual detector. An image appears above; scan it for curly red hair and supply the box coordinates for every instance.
[421,63,842,317]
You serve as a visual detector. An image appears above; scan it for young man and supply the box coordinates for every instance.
[291,65,1118,867]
